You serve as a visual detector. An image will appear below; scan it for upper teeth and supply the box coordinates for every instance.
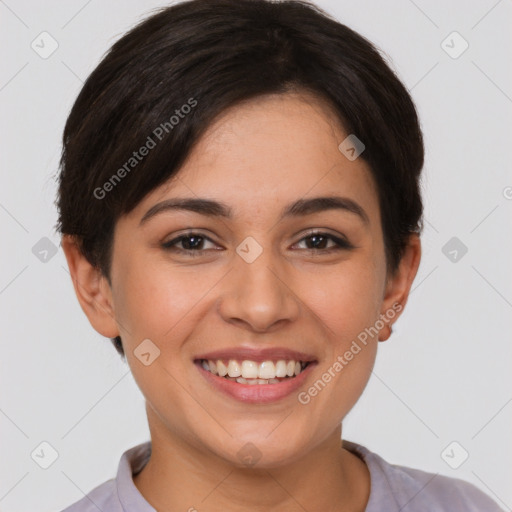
[201,359,307,379]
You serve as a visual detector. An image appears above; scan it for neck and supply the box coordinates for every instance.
[133,408,370,512]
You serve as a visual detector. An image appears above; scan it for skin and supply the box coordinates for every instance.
[62,91,421,512]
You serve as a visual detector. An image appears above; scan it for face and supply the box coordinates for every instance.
[67,91,419,468]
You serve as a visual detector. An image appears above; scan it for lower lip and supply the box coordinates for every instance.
[195,361,317,404]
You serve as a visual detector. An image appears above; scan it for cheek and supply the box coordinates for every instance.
[293,255,383,413]
[302,257,384,342]
[112,261,216,424]
[112,255,221,346]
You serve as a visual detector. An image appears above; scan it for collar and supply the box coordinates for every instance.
[115,439,398,512]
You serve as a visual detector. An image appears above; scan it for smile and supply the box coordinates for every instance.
[193,347,318,403]
[200,358,311,384]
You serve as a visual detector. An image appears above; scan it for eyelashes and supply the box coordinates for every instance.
[162,233,217,256]
[293,232,353,252]
[161,231,355,257]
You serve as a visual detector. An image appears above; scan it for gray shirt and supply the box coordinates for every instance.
[60,440,504,511]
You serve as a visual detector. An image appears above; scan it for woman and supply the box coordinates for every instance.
[56,0,503,510]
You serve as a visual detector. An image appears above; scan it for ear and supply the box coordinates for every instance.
[378,233,421,341]
[61,235,120,338]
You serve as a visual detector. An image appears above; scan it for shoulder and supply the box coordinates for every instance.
[58,441,153,512]
[344,440,504,512]
[59,479,120,512]
[384,462,504,511]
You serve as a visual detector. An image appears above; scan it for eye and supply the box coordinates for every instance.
[161,232,219,256]
[292,231,354,253]
[161,230,354,257]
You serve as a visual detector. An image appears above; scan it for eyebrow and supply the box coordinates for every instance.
[139,196,369,226]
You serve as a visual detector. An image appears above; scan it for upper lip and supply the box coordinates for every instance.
[194,346,317,363]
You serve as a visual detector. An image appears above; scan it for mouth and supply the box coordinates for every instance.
[193,349,318,403]
[196,358,312,385]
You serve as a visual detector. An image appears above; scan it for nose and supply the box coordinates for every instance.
[217,244,300,333]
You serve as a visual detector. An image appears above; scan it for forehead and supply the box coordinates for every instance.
[132,92,380,225]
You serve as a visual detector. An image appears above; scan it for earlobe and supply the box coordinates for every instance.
[378,323,393,342]
[61,235,120,338]
[378,234,421,342]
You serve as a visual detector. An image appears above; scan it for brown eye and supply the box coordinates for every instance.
[294,232,353,252]
[162,233,218,255]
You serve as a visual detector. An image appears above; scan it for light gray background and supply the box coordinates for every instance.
[1,1,511,511]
